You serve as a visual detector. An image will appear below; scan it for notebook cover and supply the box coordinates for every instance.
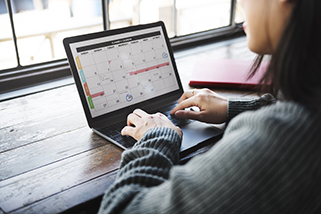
[189,59,269,90]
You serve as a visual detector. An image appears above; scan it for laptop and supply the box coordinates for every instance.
[63,21,223,152]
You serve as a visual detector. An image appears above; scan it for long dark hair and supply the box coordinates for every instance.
[249,0,321,110]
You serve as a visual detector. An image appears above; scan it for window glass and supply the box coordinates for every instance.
[175,0,230,36]
[11,0,103,66]
[109,0,175,37]
[109,0,231,38]
[0,0,17,70]
[0,0,235,72]
[235,0,244,23]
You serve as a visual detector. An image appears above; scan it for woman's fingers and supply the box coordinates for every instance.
[126,112,140,126]
[123,109,148,140]
[177,90,197,104]
[126,109,151,126]
[122,109,183,141]
[171,97,198,115]
[174,109,202,120]
[172,89,228,124]
[133,109,149,118]
[172,89,200,115]
[121,126,136,139]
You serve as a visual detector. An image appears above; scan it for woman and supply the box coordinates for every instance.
[99,0,321,213]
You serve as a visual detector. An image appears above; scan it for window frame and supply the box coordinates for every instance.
[0,0,243,96]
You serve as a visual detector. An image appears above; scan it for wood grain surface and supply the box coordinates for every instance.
[0,37,257,214]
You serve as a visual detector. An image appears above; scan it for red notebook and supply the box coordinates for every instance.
[189,59,269,90]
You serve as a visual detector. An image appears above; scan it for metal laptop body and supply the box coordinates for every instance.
[63,21,222,152]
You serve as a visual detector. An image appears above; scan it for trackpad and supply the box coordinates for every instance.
[180,121,223,151]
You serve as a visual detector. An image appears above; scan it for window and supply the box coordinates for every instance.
[0,0,243,95]
[0,0,104,69]
[235,0,244,23]
[108,0,232,37]
[0,0,17,70]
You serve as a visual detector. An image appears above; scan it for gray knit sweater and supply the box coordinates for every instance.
[98,94,321,214]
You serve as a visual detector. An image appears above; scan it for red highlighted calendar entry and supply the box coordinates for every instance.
[129,62,169,76]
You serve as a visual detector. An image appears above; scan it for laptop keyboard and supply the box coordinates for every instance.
[97,103,191,148]
[158,103,192,127]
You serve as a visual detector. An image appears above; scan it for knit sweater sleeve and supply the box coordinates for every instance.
[98,127,182,214]
[227,93,276,123]
[98,102,321,214]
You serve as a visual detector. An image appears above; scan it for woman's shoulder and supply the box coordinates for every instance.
[213,100,321,184]
[224,101,321,156]
[188,101,321,213]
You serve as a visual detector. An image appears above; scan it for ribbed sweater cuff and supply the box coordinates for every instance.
[133,127,182,164]
[227,93,276,123]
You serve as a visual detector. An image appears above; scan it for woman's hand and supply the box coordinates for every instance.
[171,89,228,124]
[121,109,183,141]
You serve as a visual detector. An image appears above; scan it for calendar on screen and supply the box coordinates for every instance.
[69,27,179,118]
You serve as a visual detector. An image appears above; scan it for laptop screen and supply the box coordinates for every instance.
[68,25,180,118]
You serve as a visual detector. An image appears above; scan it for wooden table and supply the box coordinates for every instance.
[0,37,256,214]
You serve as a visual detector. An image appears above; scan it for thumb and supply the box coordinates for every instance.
[174,110,202,121]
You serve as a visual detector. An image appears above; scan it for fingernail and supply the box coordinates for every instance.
[175,111,182,117]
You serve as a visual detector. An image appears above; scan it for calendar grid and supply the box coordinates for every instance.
[73,29,179,117]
